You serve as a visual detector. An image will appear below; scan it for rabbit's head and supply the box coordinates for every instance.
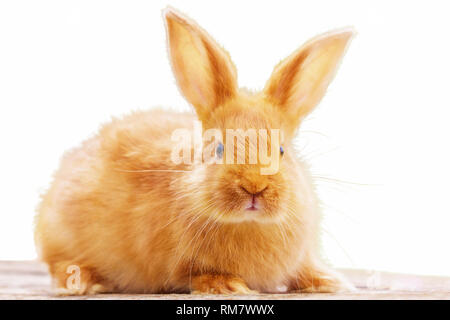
[164,7,354,223]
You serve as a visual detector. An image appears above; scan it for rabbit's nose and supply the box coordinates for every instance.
[240,183,268,196]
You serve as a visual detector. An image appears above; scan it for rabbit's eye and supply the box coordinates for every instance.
[280,146,284,156]
[216,142,224,159]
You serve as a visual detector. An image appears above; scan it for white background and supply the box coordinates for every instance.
[1,0,449,277]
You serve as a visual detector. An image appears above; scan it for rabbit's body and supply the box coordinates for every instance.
[36,108,321,293]
[35,7,355,295]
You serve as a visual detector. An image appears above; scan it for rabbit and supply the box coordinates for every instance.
[34,7,355,295]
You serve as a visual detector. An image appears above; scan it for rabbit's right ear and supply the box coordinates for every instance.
[164,7,238,121]
[264,29,355,133]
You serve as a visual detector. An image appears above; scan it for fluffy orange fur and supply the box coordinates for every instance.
[34,7,355,295]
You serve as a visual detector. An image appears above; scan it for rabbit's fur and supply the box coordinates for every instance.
[35,7,355,295]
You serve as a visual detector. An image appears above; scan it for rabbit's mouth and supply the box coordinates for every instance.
[245,195,261,211]
[201,166,286,222]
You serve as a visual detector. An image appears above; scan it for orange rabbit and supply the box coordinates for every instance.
[34,7,355,295]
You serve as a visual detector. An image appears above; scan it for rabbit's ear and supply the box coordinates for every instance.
[264,29,355,130]
[164,7,238,120]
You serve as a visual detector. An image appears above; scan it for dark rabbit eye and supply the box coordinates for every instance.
[216,142,224,158]
[280,146,284,156]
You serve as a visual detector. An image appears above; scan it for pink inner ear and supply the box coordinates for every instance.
[192,81,208,109]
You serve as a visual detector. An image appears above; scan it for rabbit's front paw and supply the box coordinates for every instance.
[191,274,258,295]
[290,268,356,293]
[50,261,112,296]
[55,283,110,296]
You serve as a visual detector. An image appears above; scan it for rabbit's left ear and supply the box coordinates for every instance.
[264,29,355,131]
[164,7,238,121]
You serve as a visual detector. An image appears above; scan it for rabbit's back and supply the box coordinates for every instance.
[35,109,197,292]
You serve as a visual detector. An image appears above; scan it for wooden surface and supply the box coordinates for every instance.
[0,261,449,300]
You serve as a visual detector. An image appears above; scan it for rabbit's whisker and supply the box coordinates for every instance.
[115,168,192,173]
